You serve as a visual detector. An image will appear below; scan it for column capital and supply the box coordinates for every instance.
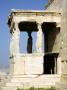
[10,21,19,34]
[36,22,42,26]
[37,22,42,32]
[56,22,61,28]
[13,22,19,29]
[12,22,20,34]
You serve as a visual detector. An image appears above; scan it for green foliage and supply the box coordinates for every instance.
[17,87,55,90]
[44,87,55,90]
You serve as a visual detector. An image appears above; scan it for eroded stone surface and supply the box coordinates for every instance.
[1,0,67,90]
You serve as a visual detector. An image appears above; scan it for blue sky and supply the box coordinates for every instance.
[0,0,48,71]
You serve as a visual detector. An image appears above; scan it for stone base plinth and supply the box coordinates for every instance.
[11,53,44,75]
[1,87,17,90]
[1,75,60,90]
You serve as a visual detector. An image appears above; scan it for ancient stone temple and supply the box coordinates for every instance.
[1,0,67,90]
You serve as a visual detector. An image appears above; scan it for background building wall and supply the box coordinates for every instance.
[46,0,67,12]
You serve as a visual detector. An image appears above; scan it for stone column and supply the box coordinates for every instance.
[10,22,20,56]
[36,22,42,53]
[27,32,32,53]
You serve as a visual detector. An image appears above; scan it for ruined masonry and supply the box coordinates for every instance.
[1,0,67,90]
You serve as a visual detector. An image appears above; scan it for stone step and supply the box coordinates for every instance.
[1,86,17,90]
[12,75,38,78]
[5,78,56,89]
[5,82,31,89]
[1,75,60,89]
[11,75,60,83]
